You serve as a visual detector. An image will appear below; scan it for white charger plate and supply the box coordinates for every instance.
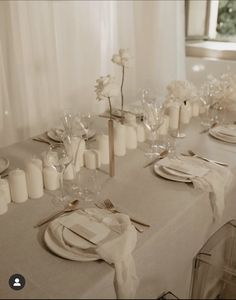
[0,157,9,174]
[44,209,114,261]
[154,163,192,183]
[47,129,96,142]
[209,128,236,144]
[44,226,99,262]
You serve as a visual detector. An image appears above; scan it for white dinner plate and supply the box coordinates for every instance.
[209,127,236,144]
[0,157,10,174]
[162,166,195,179]
[44,209,115,262]
[44,225,99,262]
[47,129,96,142]
[154,163,192,183]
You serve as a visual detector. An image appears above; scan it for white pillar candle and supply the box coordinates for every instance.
[97,134,109,165]
[25,158,44,199]
[63,163,75,180]
[84,150,101,170]
[192,101,200,117]
[43,166,60,191]
[114,122,126,156]
[168,103,180,130]
[136,123,146,142]
[125,113,137,127]
[125,125,137,149]
[180,102,191,124]
[0,190,8,215]
[9,169,28,203]
[158,115,170,135]
[0,178,11,203]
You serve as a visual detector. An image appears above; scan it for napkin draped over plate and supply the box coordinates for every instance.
[96,213,139,299]
[189,157,233,221]
[160,156,233,221]
[45,208,139,299]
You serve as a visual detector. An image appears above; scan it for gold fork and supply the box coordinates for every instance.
[95,201,144,233]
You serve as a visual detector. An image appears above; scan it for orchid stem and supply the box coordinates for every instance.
[121,66,125,123]
[108,97,112,120]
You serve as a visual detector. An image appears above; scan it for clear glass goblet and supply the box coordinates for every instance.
[46,142,73,205]
[142,96,164,158]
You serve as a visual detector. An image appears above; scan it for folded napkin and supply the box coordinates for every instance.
[182,156,233,221]
[96,212,139,299]
[47,208,139,299]
[160,156,233,220]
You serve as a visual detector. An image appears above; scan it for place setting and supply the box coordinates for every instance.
[33,195,150,299]
[209,123,236,144]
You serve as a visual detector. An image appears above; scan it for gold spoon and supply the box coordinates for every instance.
[34,199,80,228]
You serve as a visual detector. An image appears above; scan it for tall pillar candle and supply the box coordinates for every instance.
[0,190,8,215]
[25,158,44,199]
[114,122,126,156]
[0,178,11,203]
[180,102,191,124]
[97,134,109,165]
[43,166,60,191]
[168,103,180,130]
[84,150,101,170]
[9,169,28,203]
[125,125,137,149]
[136,123,146,142]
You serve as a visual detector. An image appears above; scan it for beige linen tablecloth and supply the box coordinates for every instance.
[0,118,236,299]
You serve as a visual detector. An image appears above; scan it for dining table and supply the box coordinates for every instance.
[0,115,236,299]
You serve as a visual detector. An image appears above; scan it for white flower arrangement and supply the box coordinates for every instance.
[112,48,132,68]
[95,75,119,118]
[111,48,133,118]
[166,80,197,103]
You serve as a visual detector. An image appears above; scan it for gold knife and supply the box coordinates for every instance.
[143,149,168,168]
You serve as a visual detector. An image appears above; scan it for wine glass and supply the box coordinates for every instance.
[142,95,164,157]
[74,113,94,141]
[46,142,73,204]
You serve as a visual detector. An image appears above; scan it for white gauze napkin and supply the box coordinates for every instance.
[184,156,233,221]
[47,208,139,299]
[95,213,139,299]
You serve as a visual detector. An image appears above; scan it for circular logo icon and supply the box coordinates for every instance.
[9,274,25,291]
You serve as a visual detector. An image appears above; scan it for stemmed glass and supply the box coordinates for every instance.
[46,139,73,204]
[141,94,164,157]
[73,113,94,142]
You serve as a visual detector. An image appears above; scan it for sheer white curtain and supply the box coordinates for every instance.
[0,0,185,147]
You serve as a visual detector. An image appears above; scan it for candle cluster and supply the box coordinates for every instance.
[0,158,44,215]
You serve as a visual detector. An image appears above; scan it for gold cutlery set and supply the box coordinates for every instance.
[35,198,150,238]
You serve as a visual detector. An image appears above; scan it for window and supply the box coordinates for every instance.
[185,0,236,60]
[186,0,236,41]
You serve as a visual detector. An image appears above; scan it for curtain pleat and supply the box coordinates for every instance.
[0,0,185,147]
